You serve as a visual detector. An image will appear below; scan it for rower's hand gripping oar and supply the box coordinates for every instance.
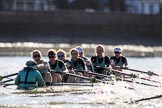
[0,73,18,81]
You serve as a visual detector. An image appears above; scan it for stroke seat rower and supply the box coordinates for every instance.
[91,45,111,79]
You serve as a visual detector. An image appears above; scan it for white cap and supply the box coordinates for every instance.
[114,48,121,53]
[76,47,83,53]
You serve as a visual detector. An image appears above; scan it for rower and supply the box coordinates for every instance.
[15,60,45,90]
[57,49,75,83]
[91,45,111,77]
[69,48,87,82]
[76,46,94,73]
[47,49,67,84]
[110,47,128,70]
[31,50,52,86]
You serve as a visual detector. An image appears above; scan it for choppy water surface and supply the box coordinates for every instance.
[0,56,162,108]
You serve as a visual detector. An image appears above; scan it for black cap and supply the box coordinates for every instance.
[48,51,56,56]
[26,60,36,67]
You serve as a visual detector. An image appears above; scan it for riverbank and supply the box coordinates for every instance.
[0,42,162,57]
[0,11,162,57]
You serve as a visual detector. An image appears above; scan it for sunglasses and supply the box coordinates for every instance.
[57,54,64,58]
[97,49,102,51]
[48,56,55,58]
[72,53,78,55]
[33,55,40,58]
[114,52,120,54]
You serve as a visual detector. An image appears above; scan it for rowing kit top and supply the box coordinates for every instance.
[110,56,127,67]
[91,56,110,68]
[70,57,86,72]
[80,56,94,72]
[15,67,45,90]
[48,60,65,72]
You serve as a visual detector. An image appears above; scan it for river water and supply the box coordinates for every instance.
[0,56,162,108]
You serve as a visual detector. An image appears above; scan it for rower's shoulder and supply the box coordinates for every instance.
[82,56,88,61]
[78,57,85,62]
[104,56,110,59]
[56,59,65,67]
[110,56,115,59]
[65,59,71,63]
[91,56,97,59]
[121,56,127,59]
[121,56,127,62]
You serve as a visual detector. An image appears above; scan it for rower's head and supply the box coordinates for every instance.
[76,46,84,57]
[114,47,122,57]
[31,50,42,62]
[57,49,66,61]
[70,48,79,60]
[96,45,105,56]
[26,60,37,67]
[48,49,57,62]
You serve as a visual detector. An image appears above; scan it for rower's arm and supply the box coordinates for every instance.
[105,56,111,67]
[123,57,128,68]
[60,61,67,72]
[79,58,86,71]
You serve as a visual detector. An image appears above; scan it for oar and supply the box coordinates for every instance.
[0,83,16,87]
[53,83,93,86]
[55,71,103,83]
[122,68,159,76]
[0,79,15,83]
[111,69,161,84]
[92,66,161,84]
[55,71,135,90]
[121,79,160,87]
[74,69,111,78]
[133,94,162,103]
[0,73,18,81]
[125,94,162,104]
